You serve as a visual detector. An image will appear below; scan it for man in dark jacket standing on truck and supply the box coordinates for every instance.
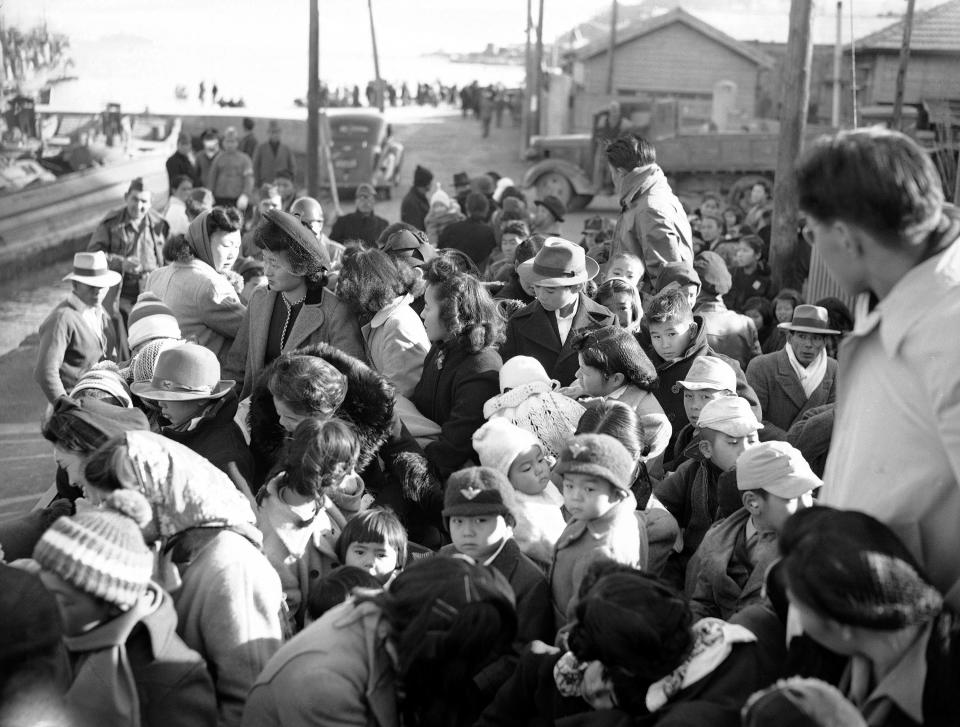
[607,135,693,294]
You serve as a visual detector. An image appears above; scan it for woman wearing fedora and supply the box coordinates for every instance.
[501,238,616,387]
[131,342,256,505]
[745,304,840,440]
[35,251,123,404]
[226,207,366,399]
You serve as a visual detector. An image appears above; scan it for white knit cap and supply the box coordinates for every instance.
[499,356,551,392]
[472,418,543,477]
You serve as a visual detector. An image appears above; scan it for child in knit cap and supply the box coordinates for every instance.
[551,433,646,626]
[483,355,585,460]
[439,467,554,676]
[69,361,134,408]
[687,441,820,619]
[126,292,183,357]
[654,395,762,592]
[472,417,565,567]
[33,489,217,726]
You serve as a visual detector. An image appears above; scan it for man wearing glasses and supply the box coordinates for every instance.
[291,197,346,269]
[797,128,960,610]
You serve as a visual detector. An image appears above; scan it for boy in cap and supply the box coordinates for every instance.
[688,441,820,619]
[551,433,646,625]
[400,164,434,232]
[640,288,761,453]
[35,251,122,404]
[654,395,762,591]
[438,467,554,658]
[500,238,616,386]
[472,417,566,566]
[660,354,738,473]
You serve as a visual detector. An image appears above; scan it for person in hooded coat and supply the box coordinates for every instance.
[82,431,284,727]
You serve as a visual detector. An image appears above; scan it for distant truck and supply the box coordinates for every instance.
[521,100,944,212]
[522,99,827,210]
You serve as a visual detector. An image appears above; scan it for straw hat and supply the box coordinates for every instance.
[62,251,122,288]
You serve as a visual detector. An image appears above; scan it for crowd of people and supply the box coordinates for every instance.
[1,125,958,727]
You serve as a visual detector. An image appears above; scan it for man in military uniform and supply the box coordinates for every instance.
[88,178,169,330]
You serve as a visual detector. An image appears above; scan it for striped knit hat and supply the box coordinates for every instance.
[33,490,154,610]
[70,361,134,407]
[127,292,181,350]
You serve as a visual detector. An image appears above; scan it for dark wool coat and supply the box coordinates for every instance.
[745,347,837,440]
[248,342,439,539]
[438,218,497,267]
[329,211,390,247]
[638,317,761,450]
[439,538,554,699]
[654,451,741,592]
[160,389,255,499]
[411,342,501,480]
[500,294,616,387]
[400,187,430,232]
[694,298,761,371]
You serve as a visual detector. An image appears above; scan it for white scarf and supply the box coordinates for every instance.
[785,342,827,399]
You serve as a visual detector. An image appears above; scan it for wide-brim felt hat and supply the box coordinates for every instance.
[453,172,470,187]
[524,237,599,287]
[63,251,122,288]
[261,207,331,271]
[534,195,566,222]
[778,304,841,335]
[131,342,234,401]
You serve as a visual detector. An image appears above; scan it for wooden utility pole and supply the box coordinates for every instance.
[368,0,385,112]
[892,0,916,130]
[769,0,814,291]
[521,0,533,155]
[605,1,618,95]
[831,1,842,127]
[306,0,320,198]
[533,0,545,136]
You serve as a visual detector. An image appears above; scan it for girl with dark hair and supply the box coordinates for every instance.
[569,326,669,449]
[742,295,775,348]
[594,276,643,331]
[412,269,504,479]
[146,207,247,362]
[478,569,770,726]
[257,417,363,632]
[761,287,805,353]
[243,557,518,727]
[225,208,366,398]
[777,506,959,726]
[337,247,429,397]
[335,506,409,585]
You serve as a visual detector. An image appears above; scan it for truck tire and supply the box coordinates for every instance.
[534,171,593,211]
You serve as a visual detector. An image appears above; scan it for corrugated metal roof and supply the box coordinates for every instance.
[854,0,960,51]
[577,7,775,68]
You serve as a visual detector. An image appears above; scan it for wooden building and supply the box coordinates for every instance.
[571,8,774,131]
[847,0,960,108]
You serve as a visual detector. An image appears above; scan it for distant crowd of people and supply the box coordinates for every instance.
[1,124,958,727]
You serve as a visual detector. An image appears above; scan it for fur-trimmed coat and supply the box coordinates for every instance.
[248,342,441,543]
